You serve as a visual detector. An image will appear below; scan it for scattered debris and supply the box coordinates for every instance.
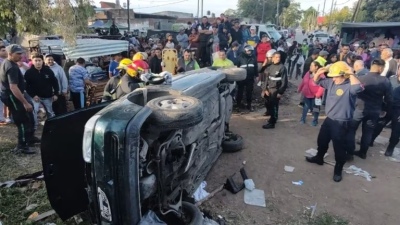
[26,204,38,211]
[244,189,266,207]
[27,212,39,220]
[244,179,255,191]
[374,136,389,145]
[193,181,210,202]
[224,168,248,194]
[139,210,166,225]
[242,160,246,165]
[310,203,317,218]
[292,180,304,186]
[196,185,224,206]
[31,182,41,190]
[345,165,373,181]
[0,171,44,188]
[203,217,219,225]
[305,148,328,158]
[284,165,295,173]
[362,188,369,193]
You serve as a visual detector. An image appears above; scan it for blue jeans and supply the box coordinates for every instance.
[301,97,319,124]
[0,96,4,121]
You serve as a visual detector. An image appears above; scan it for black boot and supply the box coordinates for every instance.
[333,162,345,182]
[262,123,275,129]
[305,154,324,165]
[13,145,36,154]
[384,147,394,157]
[354,150,367,159]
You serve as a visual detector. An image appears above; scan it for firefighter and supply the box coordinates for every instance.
[306,61,363,182]
[262,52,288,129]
[102,58,134,101]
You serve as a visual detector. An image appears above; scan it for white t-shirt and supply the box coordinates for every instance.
[19,62,30,75]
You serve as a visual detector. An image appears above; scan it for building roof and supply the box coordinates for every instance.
[100,1,117,9]
[341,22,400,28]
[134,13,176,20]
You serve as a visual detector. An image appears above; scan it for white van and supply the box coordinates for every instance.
[246,24,282,42]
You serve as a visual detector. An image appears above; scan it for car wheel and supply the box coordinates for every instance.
[222,133,244,153]
[221,68,247,82]
[181,201,204,225]
[146,95,203,129]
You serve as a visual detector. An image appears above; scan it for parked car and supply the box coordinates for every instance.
[41,68,246,224]
[313,31,330,43]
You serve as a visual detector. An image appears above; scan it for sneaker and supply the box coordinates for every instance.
[5,118,12,124]
[263,111,270,116]
[262,123,275,129]
[298,104,304,108]
[300,119,305,124]
[311,121,318,126]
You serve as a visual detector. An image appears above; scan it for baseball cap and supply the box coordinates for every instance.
[371,59,385,66]
[312,49,320,55]
[319,50,329,56]
[6,44,24,54]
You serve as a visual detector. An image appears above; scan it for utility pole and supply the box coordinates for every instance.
[261,0,266,24]
[201,0,204,17]
[322,0,327,16]
[196,0,199,18]
[352,0,363,22]
[127,0,130,31]
[276,0,280,26]
[328,0,335,31]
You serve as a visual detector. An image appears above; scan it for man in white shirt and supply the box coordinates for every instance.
[381,48,398,78]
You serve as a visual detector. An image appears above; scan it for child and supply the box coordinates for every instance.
[298,61,325,126]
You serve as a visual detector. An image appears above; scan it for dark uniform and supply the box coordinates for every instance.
[236,51,258,111]
[119,74,145,97]
[349,71,392,159]
[262,62,288,128]
[0,58,36,153]
[371,74,400,156]
[197,22,212,66]
[102,75,122,101]
[306,62,363,182]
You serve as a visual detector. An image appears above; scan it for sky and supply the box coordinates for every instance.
[93,0,357,16]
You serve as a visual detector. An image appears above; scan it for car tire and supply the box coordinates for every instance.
[182,201,204,225]
[221,68,247,82]
[222,133,244,153]
[146,95,203,129]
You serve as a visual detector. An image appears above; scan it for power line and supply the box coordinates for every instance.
[133,0,188,9]
[335,0,352,5]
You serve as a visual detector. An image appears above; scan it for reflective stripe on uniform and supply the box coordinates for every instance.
[269,77,282,81]
[240,64,255,68]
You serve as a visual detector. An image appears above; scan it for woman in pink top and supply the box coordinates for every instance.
[298,61,325,126]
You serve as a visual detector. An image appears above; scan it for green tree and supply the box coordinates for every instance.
[0,0,94,44]
[362,0,400,22]
[224,8,241,18]
[279,2,302,28]
[300,7,318,31]
[324,6,353,29]
[238,0,290,24]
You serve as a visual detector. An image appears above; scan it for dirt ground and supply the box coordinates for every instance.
[1,80,400,225]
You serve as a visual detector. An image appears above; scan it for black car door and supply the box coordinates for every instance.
[41,102,110,220]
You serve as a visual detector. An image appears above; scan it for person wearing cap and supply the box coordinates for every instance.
[256,35,272,72]
[306,61,363,182]
[68,58,95,110]
[25,53,59,130]
[0,44,37,154]
[236,45,258,112]
[347,59,392,160]
[261,52,288,129]
[246,26,260,48]
[316,50,329,67]
[44,54,68,115]
[176,28,189,49]
[370,67,400,157]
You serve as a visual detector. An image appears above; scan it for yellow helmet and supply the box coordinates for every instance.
[327,61,354,77]
[126,63,139,77]
[132,52,148,61]
[116,58,133,70]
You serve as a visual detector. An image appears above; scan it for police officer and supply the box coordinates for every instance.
[260,49,277,116]
[262,52,288,129]
[306,61,363,182]
[0,45,37,154]
[370,68,400,157]
[348,59,392,160]
[236,45,258,112]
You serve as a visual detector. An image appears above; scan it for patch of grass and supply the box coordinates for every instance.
[285,211,349,225]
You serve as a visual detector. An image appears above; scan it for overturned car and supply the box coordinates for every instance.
[40,67,246,224]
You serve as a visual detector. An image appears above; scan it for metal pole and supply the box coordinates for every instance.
[201,0,203,17]
[261,0,265,24]
[127,0,130,31]
[322,0,327,16]
[196,0,199,18]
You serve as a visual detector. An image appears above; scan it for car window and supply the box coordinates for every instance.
[315,33,328,38]
[266,29,281,40]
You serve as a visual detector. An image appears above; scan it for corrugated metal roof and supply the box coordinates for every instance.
[38,39,129,59]
[341,22,400,28]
